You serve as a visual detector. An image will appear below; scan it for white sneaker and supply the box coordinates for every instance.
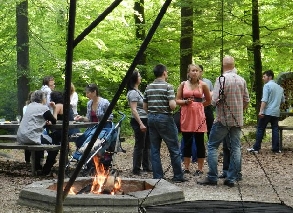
[247,148,259,154]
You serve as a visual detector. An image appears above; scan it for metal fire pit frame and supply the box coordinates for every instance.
[18,177,185,213]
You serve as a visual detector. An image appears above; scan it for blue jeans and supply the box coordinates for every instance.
[253,115,279,152]
[148,113,183,179]
[207,122,241,182]
[222,136,242,179]
[222,138,230,176]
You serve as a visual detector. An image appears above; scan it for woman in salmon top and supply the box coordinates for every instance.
[176,64,211,176]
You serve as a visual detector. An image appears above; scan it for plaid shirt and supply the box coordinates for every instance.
[212,70,250,127]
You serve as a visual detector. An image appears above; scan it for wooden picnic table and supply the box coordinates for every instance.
[0,121,98,175]
[0,121,98,130]
[280,111,293,116]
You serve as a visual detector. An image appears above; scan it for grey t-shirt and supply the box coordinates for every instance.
[127,89,147,118]
[203,78,213,92]
[17,102,49,145]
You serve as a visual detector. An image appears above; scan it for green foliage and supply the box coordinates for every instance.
[2,0,293,129]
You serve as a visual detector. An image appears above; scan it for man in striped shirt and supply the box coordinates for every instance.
[197,56,250,187]
[143,64,186,183]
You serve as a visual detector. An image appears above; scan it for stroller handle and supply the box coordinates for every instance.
[117,111,126,122]
[84,111,126,166]
[114,111,126,129]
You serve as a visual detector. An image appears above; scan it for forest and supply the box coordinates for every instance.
[1,0,293,129]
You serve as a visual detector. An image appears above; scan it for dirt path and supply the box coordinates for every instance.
[0,127,293,212]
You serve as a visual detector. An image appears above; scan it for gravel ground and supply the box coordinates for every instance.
[1,126,293,212]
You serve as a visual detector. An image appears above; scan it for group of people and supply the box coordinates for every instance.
[16,56,285,184]
[17,76,112,176]
[127,63,212,182]
[130,55,284,186]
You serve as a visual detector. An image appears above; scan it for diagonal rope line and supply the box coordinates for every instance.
[217,75,285,206]
[223,100,285,205]
[63,0,174,201]
[138,116,207,210]
[217,77,245,211]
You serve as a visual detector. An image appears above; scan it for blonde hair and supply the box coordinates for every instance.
[70,83,75,95]
[187,64,201,81]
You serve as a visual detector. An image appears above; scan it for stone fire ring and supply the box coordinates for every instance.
[18,177,185,213]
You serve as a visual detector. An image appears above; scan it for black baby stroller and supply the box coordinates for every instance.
[65,112,126,177]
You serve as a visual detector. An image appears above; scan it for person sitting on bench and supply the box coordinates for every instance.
[17,90,57,175]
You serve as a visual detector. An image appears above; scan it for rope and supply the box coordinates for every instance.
[220,0,224,74]
[218,75,285,208]
[138,118,207,210]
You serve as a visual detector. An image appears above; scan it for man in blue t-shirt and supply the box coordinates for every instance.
[248,70,285,154]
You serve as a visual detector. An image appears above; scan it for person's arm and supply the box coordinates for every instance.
[104,100,113,121]
[75,101,90,122]
[259,101,267,117]
[43,110,56,124]
[75,115,89,122]
[143,102,148,113]
[211,78,220,106]
[169,100,176,111]
[23,105,27,115]
[167,84,177,111]
[259,83,269,117]
[243,102,249,110]
[129,101,146,132]
[176,82,190,106]
[202,83,211,107]
[242,81,250,110]
[49,102,60,120]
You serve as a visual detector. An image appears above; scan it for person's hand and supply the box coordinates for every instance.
[74,115,84,121]
[74,115,81,121]
[45,120,52,125]
[186,98,193,105]
[49,101,56,108]
[258,112,264,118]
[139,123,147,132]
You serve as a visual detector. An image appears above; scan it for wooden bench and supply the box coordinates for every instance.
[0,135,17,141]
[263,125,293,151]
[0,142,61,175]
[278,126,293,151]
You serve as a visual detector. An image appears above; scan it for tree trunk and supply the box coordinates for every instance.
[134,0,147,90]
[252,0,262,113]
[180,0,193,82]
[16,0,30,117]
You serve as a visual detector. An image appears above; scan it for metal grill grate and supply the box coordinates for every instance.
[145,200,293,213]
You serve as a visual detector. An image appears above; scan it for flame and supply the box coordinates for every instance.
[91,156,109,194]
[67,155,121,195]
[68,187,76,195]
[90,155,121,194]
[111,177,121,195]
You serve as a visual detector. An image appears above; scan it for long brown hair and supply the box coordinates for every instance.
[70,83,76,95]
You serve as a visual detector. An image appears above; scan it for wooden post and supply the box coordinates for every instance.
[55,0,77,212]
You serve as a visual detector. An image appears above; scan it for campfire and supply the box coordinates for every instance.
[19,178,184,213]
[69,155,123,195]
[18,152,185,212]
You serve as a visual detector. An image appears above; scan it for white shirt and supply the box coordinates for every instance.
[70,92,78,115]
